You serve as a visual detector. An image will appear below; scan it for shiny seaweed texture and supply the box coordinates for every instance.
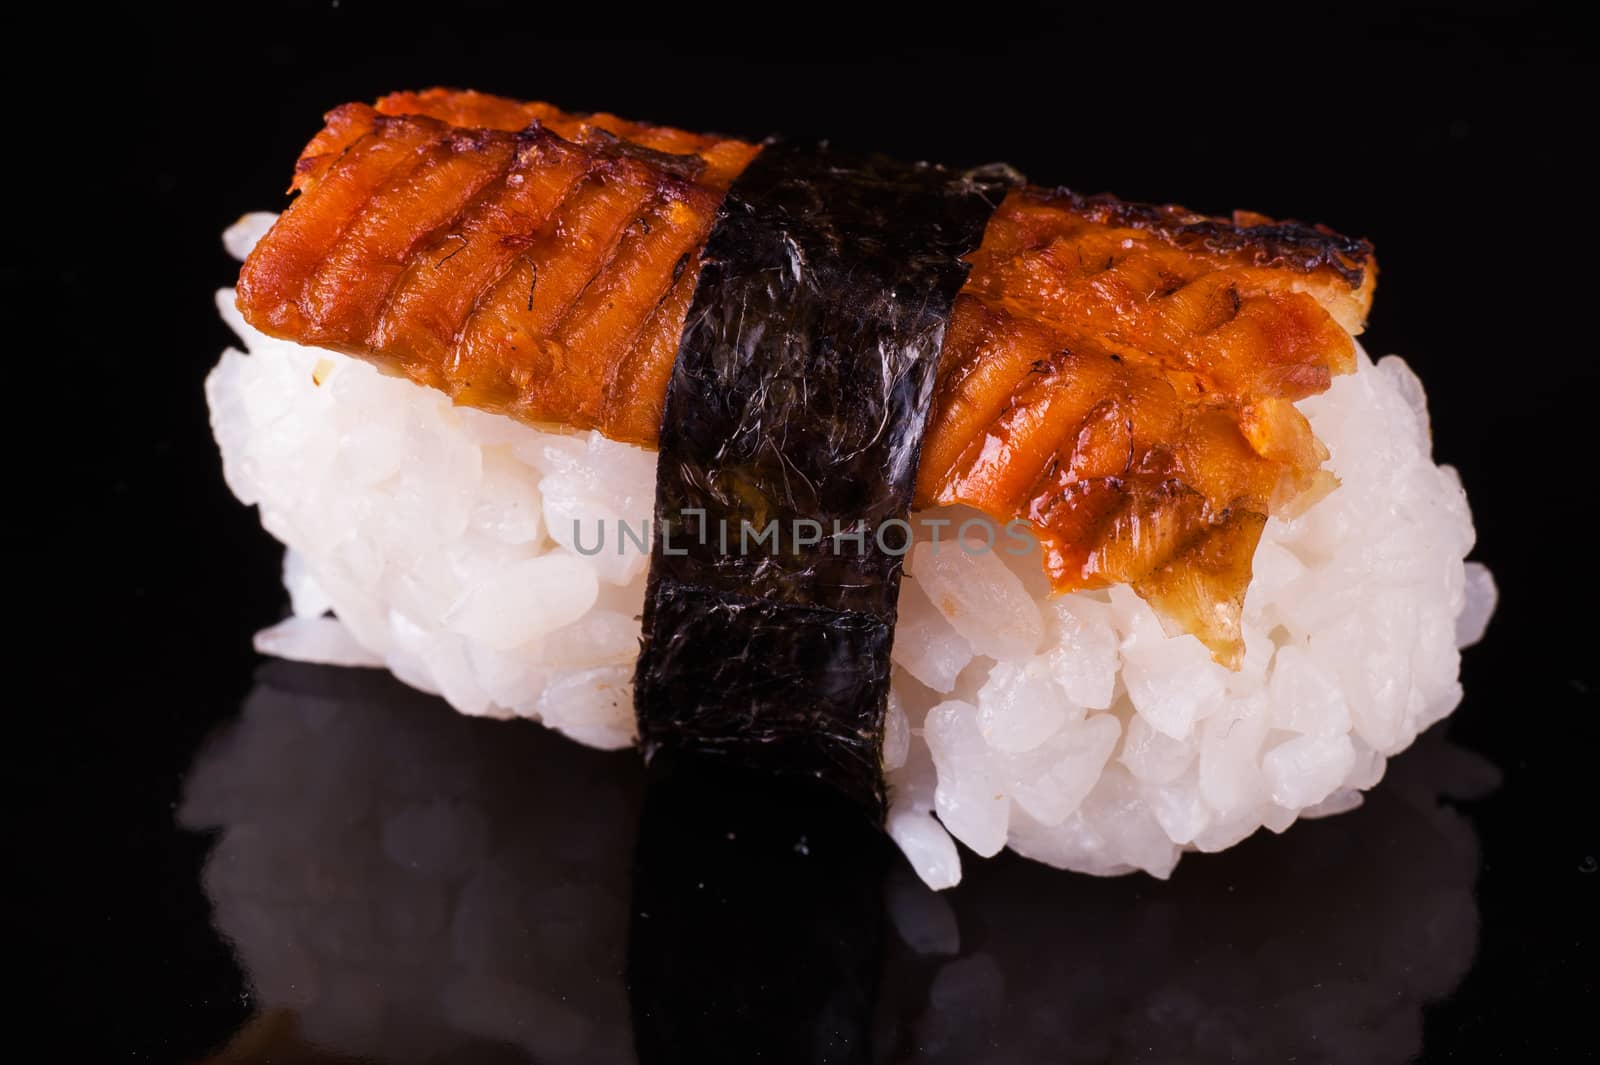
[634,144,1014,815]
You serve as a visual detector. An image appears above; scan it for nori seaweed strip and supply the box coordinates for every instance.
[634,142,1015,816]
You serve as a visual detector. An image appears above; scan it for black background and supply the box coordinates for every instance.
[22,2,1594,1058]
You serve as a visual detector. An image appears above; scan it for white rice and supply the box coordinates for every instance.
[209,212,1494,889]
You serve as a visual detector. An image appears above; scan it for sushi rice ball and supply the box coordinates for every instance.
[210,211,1494,889]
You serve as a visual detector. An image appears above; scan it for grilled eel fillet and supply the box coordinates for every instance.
[237,89,1376,667]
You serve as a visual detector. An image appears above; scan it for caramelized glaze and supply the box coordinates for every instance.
[237,90,1375,664]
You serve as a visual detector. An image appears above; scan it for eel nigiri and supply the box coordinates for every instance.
[211,89,1491,888]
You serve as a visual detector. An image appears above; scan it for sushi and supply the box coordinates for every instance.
[208,89,1495,888]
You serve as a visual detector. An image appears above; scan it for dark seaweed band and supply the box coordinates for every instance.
[633,142,1014,815]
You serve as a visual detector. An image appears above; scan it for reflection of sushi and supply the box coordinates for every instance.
[185,665,640,1065]
[184,662,1492,1064]
[209,89,1495,888]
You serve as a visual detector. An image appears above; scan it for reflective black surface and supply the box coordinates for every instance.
[183,663,1493,1064]
[35,3,1593,1059]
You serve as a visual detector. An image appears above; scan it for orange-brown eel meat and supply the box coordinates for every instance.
[237,89,1376,667]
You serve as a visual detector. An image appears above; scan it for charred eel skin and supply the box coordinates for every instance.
[633,142,1013,815]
